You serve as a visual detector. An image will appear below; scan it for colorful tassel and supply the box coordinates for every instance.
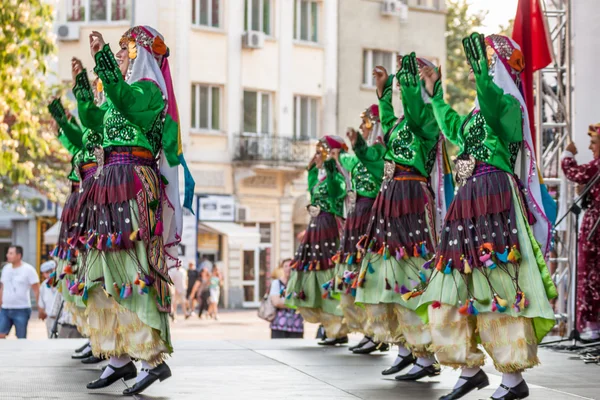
[63,265,73,275]
[395,249,402,261]
[96,234,105,250]
[413,244,419,257]
[443,259,453,274]
[368,238,375,252]
[356,235,367,250]
[394,282,400,293]
[401,291,413,302]
[106,234,113,248]
[119,284,126,298]
[51,246,59,257]
[400,285,410,294]
[316,261,321,271]
[496,247,509,263]
[462,256,472,274]
[435,256,444,271]
[420,242,428,258]
[419,271,427,283]
[113,282,119,292]
[116,232,123,247]
[385,278,392,290]
[348,254,355,265]
[123,284,132,299]
[367,262,374,274]
[495,295,508,307]
[422,258,433,270]
[458,302,469,315]
[508,245,521,263]
[86,232,96,247]
[129,229,139,242]
[467,299,478,316]
[59,273,66,280]
[82,286,89,301]
[432,300,442,309]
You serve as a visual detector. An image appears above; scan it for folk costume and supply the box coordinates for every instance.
[286,136,348,343]
[561,125,600,337]
[72,26,192,396]
[417,33,557,400]
[329,105,387,353]
[353,54,443,379]
[48,99,95,345]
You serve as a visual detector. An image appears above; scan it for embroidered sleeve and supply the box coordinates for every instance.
[325,159,346,214]
[430,80,467,147]
[353,133,386,179]
[475,73,523,143]
[561,156,600,185]
[378,75,399,134]
[93,44,122,85]
[73,70,94,103]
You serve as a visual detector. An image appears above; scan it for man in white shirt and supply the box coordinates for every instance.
[38,260,58,338]
[0,246,41,339]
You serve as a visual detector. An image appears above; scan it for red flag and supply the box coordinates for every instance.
[512,0,552,149]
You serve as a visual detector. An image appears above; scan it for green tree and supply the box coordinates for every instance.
[0,1,69,207]
[445,0,487,115]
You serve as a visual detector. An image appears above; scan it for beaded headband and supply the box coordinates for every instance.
[588,123,600,137]
[119,26,169,62]
[485,34,525,83]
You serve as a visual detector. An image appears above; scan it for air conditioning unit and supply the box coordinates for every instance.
[381,0,408,21]
[242,31,265,49]
[236,206,248,222]
[56,24,80,41]
[30,198,56,217]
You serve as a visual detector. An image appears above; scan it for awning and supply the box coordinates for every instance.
[198,221,260,250]
[44,221,61,245]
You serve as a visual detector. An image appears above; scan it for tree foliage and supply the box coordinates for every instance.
[0,0,70,208]
[445,0,487,115]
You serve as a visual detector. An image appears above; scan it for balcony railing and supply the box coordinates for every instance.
[232,134,314,167]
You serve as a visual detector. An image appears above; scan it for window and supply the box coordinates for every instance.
[191,84,221,131]
[191,0,220,27]
[66,0,131,22]
[259,223,272,244]
[294,0,319,43]
[244,0,271,35]
[362,49,398,87]
[294,96,319,140]
[243,91,271,134]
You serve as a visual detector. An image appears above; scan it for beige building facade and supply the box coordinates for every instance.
[51,0,446,308]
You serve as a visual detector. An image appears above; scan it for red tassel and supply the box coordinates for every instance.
[432,300,442,309]
[413,244,419,257]
[154,220,164,236]
[377,246,384,255]
[385,278,392,290]
[63,265,73,275]
[458,303,469,315]
[435,256,444,271]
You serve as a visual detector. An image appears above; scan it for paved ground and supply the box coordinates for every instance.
[2,311,598,399]
[1,338,599,399]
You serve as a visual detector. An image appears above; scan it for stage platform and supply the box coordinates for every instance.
[0,339,597,400]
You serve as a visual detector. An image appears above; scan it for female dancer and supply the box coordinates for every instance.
[72,26,185,395]
[418,33,556,400]
[352,53,441,380]
[329,106,387,354]
[562,129,600,340]
[286,136,348,345]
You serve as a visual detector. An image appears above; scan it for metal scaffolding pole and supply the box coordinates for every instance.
[537,0,576,342]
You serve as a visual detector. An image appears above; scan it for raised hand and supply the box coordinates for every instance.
[398,52,419,87]
[71,57,83,81]
[373,66,389,97]
[330,148,341,162]
[565,141,578,155]
[89,31,106,57]
[347,128,358,147]
[419,65,440,97]
[462,32,487,77]
[48,98,67,123]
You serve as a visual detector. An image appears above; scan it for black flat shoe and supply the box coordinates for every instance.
[349,336,371,351]
[123,363,172,396]
[395,362,441,381]
[74,342,90,354]
[439,369,489,400]
[81,355,105,364]
[318,336,349,346]
[381,353,416,375]
[72,349,93,360]
[353,341,389,354]
[491,380,530,400]
[86,361,137,389]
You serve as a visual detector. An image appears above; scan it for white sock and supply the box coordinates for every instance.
[360,340,377,351]
[397,345,411,357]
[100,355,132,379]
[357,336,370,347]
[406,356,436,374]
[492,372,524,397]
[136,361,152,383]
[82,344,92,354]
[454,367,481,389]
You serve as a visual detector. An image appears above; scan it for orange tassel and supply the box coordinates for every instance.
[413,244,419,257]
[458,303,469,315]
[377,246,385,255]
[435,256,444,271]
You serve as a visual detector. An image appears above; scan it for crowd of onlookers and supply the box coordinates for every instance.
[168,256,222,321]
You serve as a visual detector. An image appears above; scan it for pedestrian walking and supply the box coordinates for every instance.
[169,266,188,321]
[38,260,58,338]
[0,246,41,339]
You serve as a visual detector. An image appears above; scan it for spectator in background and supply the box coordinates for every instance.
[168,266,188,322]
[186,261,198,317]
[270,259,304,339]
[0,246,41,339]
[199,256,213,273]
[38,260,58,337]
[207,266,222,320]
[189,267,211,319]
